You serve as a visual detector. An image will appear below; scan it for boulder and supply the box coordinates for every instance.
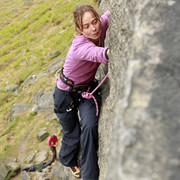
[24,0,32,4]
[46,114,58,121]
[47,58,65,73]
[36,92,54,112]
[35,151,48,163]
[21,75,37,88]
[5,85,18,92]
[20,171,31,180]
[6,161,20,172]
[12,8,18,12]
[0,162,10,180]
[32,89,44,104]
[37,131,49,141]
[31,104,39,115]
[51,164,73,180]
[25,153,35,164]
[12,104,31,114]
[8,104,31,122]
[50,50,60,57]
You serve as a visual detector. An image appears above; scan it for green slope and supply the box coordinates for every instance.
[0,0,97,161]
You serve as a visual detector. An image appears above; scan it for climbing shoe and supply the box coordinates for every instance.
[70,166,81,178]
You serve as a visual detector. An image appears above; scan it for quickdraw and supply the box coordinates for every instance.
[81,74,108,116]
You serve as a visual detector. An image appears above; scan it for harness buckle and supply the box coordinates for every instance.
[66,107,72,112]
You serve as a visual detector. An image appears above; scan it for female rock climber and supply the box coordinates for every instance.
[53,4,110,180]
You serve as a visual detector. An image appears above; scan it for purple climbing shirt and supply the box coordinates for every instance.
[57,11,109,90]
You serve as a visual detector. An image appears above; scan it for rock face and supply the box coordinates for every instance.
[98,0,180,180]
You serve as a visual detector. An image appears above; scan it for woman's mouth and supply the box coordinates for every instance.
[93,32,99,37]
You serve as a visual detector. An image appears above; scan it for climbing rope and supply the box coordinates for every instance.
[82,74,108,116]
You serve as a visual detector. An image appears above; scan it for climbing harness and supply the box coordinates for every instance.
[55,68,90,91]
[55,68,108,116]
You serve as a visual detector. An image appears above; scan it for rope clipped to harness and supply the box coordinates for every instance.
[82,74,108,116]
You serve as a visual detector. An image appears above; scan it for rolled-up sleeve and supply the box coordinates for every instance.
[73,42,109,64]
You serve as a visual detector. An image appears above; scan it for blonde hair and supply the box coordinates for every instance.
[73,5,100,33]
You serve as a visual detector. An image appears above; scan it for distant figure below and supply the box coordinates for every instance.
[48,134,58,160]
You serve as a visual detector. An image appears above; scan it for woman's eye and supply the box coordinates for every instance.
[83,25,89,29]
[92,19,97,24]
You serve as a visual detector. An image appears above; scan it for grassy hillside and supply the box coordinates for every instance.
[0,0,97,162]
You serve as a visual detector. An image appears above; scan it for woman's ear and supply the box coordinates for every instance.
[76,27,83,35]
[76,27,81,34]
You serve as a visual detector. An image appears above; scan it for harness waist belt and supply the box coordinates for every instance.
[59,68,91,90]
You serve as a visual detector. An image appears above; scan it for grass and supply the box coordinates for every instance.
[0,0,98,164]
[0,115,25,159]
[0,111,60,160]
[0,0,95,84]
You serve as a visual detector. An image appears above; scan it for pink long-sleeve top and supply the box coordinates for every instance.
[57,11,110,90]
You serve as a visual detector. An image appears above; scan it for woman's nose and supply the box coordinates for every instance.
[90,24,96,31]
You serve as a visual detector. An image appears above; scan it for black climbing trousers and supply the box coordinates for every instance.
[53,83,101,180]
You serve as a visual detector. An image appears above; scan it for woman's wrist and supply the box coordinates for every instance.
[105,48,109,60]
[107,49,109,56]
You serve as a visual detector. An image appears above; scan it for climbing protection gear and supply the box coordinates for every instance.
[82,74,108,116]
[70,166,81,178]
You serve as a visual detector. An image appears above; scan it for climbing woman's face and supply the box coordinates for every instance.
[79,11,101,41]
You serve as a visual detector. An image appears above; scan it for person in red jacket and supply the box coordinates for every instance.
[48,134,58,160]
